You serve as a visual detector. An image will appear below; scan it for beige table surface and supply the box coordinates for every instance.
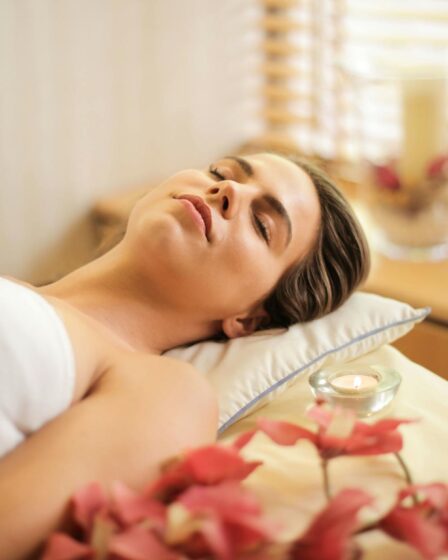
[221,344,448,559]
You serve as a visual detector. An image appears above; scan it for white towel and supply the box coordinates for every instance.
[0,277,75,457]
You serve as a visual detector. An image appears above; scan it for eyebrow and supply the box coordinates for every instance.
[224,155,254,178]
[226,155,293,249]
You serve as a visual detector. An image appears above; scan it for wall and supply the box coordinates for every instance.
[0,0,262,284]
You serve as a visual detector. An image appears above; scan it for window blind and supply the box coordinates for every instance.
[244,0,448,178]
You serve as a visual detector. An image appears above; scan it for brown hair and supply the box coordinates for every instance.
[262,154,370,328]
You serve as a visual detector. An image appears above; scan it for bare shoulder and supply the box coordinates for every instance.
[92,352,212,397]
[0,276,215,410]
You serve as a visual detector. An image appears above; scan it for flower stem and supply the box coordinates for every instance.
[394,452,413,486]
[394,452,418,506]
[322,458,332,502]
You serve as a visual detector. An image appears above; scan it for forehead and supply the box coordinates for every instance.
[246,152,321,259]
[247,153,313,193]
[249,152,320,219]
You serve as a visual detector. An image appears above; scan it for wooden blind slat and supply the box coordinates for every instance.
[262,108,313,125]
[262,85,305,100]
[262,62,305,78]
[261,0,302,8]
[257,0,448,166]
[262,39,306,56]
[261,16,306,33]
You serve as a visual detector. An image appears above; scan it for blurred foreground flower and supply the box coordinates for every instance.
[41,401,446,560]
[289,488,372,560]
[379,483,448,560]
[146,444,262,504]
[255,403,412,459]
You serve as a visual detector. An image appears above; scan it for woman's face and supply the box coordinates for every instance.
[126,153,320,336]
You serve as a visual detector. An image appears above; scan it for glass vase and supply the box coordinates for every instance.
[347,53,448,261]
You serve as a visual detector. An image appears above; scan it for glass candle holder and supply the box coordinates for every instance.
[343,48,448,261]
[308,365,402,417]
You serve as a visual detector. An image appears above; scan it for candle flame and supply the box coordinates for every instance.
[353,376,362,390]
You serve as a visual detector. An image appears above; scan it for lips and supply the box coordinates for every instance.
[176,195,212,240]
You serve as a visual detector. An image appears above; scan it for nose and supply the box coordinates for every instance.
[206,180,240,220]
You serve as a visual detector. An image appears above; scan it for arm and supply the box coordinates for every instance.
[0,355,218,559]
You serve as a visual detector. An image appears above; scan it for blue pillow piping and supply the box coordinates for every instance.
[218,307,430,434]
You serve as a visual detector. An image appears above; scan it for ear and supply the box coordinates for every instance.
[221,306,270,339]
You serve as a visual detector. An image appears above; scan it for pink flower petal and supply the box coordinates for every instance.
[306,404,335,429]
[181,514,232,560]
[186,445,261,484]
[379,483,448,558]
[257,418,317,446]
[144,465,191,503]
[427,154,448,178]
[145,445,261,503]
[353,417,415,436]
[179,481,262,519]
[307,402,414,459]
[372,164,401,190]
[380,506,446,560]
[41,533,94,560]
[399,483,448,512]
[343,430,403,456]
[111,481,166,531]
[178,481,277,554]
[232,429,258,451]
[72,482,108,533]
[109,527,179,560]
[291,489,372,560]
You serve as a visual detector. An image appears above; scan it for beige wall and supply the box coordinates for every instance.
[0,0,262,284]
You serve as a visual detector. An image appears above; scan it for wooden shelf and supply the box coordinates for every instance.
[393,321,448,380]
[364,253,448,323]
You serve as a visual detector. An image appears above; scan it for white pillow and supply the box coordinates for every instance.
[165,292,429,432]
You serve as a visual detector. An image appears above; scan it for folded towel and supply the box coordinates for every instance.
[0,278,75,457]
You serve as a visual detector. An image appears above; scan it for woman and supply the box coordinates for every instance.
[0,152,369,559]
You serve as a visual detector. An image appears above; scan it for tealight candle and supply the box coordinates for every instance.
[309,365,402,417]
[330,373,379,394]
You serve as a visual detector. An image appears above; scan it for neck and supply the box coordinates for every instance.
[37,244,219,354]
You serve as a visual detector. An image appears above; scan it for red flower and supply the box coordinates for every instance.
[232,429,258,451]
[168,481,278,560]
[71,482,108,534]
[372,164,401,190]
[111,481,167,532]
[257,403,413,459]
[109,526,181,560]
[289,488,372,560]
[427,154,448,179]
[145,444,262,503]
[379,483,448,559]
[41,533,94,560]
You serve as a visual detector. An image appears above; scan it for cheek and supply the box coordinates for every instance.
[216,240,280,294]
[157,169,209,192]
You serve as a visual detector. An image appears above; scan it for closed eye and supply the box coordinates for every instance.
[253,213,271,244]
[209,166,226,181]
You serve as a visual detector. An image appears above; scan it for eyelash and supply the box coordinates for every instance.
[209,165,271,244]
[254,214,270,244]
[209,167,226,181]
